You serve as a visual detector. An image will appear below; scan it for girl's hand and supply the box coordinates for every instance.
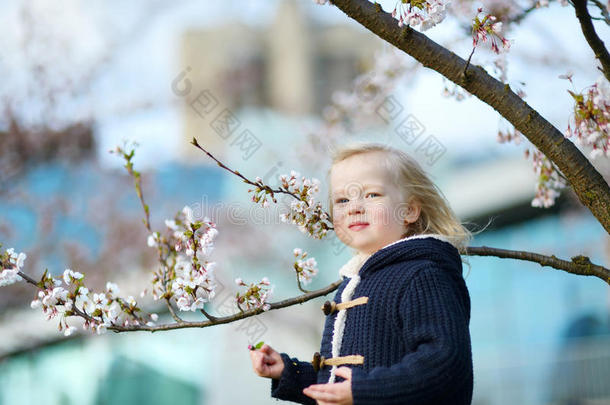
[302,367,353,405]
[249,343,285,379]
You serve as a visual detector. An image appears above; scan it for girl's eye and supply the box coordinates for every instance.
[366,192,381,198]
[335,198,348,204]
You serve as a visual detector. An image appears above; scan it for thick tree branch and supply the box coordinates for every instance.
[573,0,610,81]
[330,0,610,234]
[465,246,610,284]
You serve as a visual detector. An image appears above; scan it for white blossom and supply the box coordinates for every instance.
[105,282,120,297]
[182,205,194,226]
[64,326,77,337]
[293,249,319,285]
[63,269,83,285]
[165,219,178,230]
[0,269,22,287]
[96,323,108,335]
[392,0,448,31]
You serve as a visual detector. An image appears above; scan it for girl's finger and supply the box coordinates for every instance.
[255,353,266,372]
[334,367,352,380]
[303,388,336,403]
[302,386,337,402]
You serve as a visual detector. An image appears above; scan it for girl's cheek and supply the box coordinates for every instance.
[371,206,390,226]
[332,208,344,224]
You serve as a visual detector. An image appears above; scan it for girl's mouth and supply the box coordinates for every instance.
[348,223,369,231]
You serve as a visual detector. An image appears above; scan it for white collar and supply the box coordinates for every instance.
[338,233,451,278]
[338,252,372,278]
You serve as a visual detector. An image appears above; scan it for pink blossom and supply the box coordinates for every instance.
[293,249,319,285]
[391,0,448,31]
[471,8,511,55]
[565,76,609,160]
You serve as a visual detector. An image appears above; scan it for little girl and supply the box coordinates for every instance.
[249,143,474,405]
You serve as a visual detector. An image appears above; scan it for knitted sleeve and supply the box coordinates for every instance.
[350,266,472,404]
[270,352,317,404]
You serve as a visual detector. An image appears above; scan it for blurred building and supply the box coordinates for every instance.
[179,0,380,161]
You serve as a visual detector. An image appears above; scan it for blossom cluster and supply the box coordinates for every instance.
[497,126,523,145]
[565,76,610,160]
[529,149,567,208]
[234,277,273,312]
[0,247,26,287]
[148,206,219,312]
[442,78,471,101]
[471,8,510,54]
[30,269,157,336]
[292,248,319,286]
[497,125,567,208]
[248,176,277,208]
[391,0,448,31]
[277,171,331,239]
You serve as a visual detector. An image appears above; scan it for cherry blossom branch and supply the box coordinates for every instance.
[465,246,610,284]
[191,137,333,237]
[456,2,545,38]
[329,0,610,234]
[100,279,344,333]
[112,144,187,322]
[21,271,104,327]
[572,0,610,82]
[110,144,151,232]
[6,241,609,339]
[166,298,184,323]
[296,272,312,294]
[190,137,323,209]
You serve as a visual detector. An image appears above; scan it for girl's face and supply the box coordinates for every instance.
[330,152,420,256]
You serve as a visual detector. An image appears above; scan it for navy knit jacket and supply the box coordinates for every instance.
[270,235,473,404]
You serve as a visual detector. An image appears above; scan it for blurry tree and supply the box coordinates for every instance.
[0,1,185,308]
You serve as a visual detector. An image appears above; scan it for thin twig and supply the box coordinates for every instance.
[165,297,184,323]
[463,47,476,78]
[590,0,610,25]
[190,137,334,228]
[200,307,218,322]
[190,137,300,199]
[295,271,312,294]
[573,0,610,82]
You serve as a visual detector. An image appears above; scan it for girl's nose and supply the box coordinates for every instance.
[347,199,365,215]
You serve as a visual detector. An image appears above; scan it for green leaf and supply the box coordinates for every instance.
[38,269,49,288]
[567,90,583,103]
[254,341,264,349]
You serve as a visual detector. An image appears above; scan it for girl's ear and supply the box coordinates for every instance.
[404,200,421,225]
